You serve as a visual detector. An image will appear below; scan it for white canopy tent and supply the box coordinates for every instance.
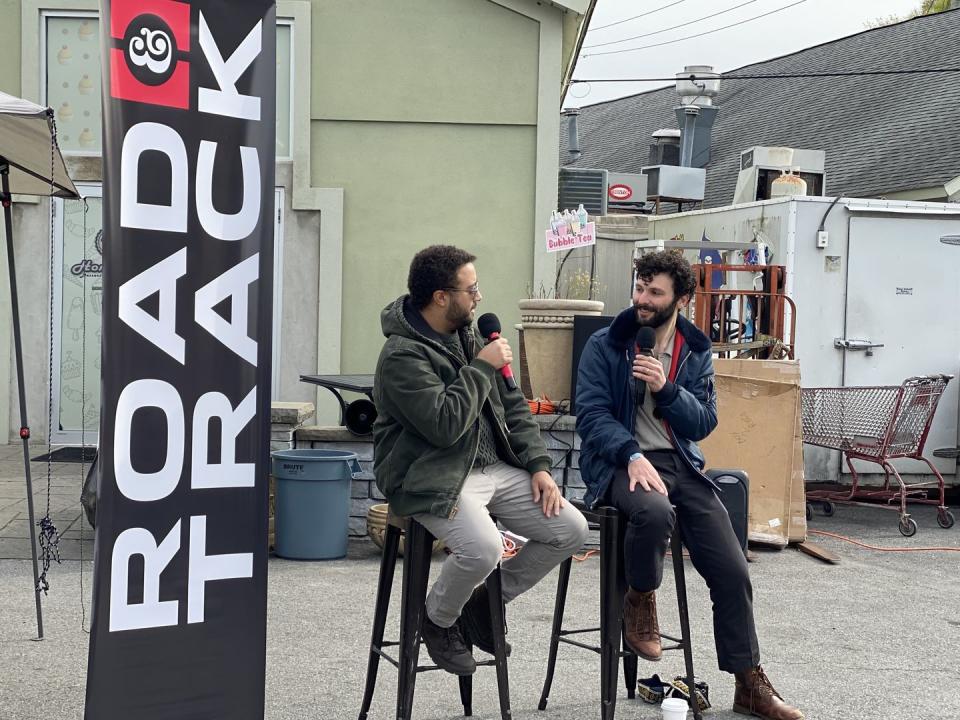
[0,91,78,197]
[1,90,80,639]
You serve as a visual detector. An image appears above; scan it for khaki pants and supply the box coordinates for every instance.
[414,461,589,628]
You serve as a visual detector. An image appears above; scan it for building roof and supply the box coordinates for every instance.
[562,9,960,208]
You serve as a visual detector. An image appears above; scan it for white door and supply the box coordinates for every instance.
[842,214,960,475]
[51,187,285,444]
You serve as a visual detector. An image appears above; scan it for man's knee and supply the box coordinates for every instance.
[556,509,590,552]
[625,495,676,537]
[456,530,504,578]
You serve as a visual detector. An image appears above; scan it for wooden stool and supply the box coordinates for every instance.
[538,501,701,720]
[358,510,512,720]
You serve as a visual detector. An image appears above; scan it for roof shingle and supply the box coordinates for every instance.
[563,9,960,207]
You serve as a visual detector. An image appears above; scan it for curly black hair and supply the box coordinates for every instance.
[634,250,697,299]
[407,245,477,309]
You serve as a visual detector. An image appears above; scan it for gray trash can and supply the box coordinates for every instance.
[271,449,362,560]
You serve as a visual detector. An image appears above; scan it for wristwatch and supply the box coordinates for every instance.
[628,452,644,465]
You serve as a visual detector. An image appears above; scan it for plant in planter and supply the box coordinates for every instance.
[518,266,605,407]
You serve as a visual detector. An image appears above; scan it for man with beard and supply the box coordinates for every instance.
[373,245,589,676]
[575,251,803,720]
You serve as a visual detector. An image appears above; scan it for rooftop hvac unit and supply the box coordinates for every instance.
[733,146,826,204]
[607,172,648,213]
[642,165,705,202]
[559,167,608,215]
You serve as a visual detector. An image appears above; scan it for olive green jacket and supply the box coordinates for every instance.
[372,296,552,518]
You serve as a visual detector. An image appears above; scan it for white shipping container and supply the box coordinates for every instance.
[648,196,960,484]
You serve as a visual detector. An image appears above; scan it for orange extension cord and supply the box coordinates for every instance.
[527,397,559,415]
[543,532,960,563]
[807,529,960,553]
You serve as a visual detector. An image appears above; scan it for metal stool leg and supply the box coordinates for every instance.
[396,519,433,720]
[671,529,701,720]
[537,557,572,711]
[599,510,621,720]
[615,515,637,700]
[458,674,473,717]
[486,565,513,720]
[359,523,401,720]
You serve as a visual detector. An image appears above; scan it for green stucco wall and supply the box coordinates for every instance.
[0,1,21,96]
[312,0,539,125]
[310,0,542,373]
[312,120,537,372]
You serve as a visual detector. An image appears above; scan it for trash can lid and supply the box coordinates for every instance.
[270,448,358,462]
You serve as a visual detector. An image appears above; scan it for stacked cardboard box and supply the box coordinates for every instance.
[699,359,806,547]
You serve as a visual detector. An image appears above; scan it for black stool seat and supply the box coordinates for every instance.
[538,500,702,720]
[358,510,512,720]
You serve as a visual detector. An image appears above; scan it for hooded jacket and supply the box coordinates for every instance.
[372,296,552,518]
[575,306,718,508]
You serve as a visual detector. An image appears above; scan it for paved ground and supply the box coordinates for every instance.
[1,445,959,719]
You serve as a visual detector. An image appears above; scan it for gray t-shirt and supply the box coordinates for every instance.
[634,341,674,452]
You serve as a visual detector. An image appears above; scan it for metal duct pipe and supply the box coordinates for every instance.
[562,108,581,159]
[679,106,699,167]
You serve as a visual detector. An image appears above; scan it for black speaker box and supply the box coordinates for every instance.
[569,314,616,415]
[706,468,749,555]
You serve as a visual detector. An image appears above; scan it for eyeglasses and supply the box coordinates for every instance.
[444,283,480,298]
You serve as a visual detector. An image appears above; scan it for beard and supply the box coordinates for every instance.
[635,297,679,328]
[446,303,474,331]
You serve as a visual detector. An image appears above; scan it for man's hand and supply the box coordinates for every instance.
[627,455,667,495]
[531,470,566,517]
[632,355,666,393]
[477,338,512,370]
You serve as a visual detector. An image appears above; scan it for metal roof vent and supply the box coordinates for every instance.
[675,65,720,169]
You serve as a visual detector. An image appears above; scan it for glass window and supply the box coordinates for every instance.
[45,15,101,154]
[45,15,294,156]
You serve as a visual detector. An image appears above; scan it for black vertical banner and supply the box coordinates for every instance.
[86,1,275,717]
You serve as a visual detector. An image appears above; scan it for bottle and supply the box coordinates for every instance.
[550,211,562,236]
[566,209,580,234]
[577,203,589,228]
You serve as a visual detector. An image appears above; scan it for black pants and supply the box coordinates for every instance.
[606,449,760,673]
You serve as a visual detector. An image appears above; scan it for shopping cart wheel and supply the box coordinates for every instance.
[805,503,813,521]
[937,509,955,529]
[822,502,835,517]
[898,517,918,537]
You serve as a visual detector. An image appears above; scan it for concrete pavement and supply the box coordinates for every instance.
[1,447,959,719]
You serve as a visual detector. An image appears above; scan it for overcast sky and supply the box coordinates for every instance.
[565,0,921,108]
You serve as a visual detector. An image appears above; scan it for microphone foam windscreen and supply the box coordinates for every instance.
[637,326,656,351]
[476,313,501,337]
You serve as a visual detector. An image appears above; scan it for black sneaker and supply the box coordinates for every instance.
[420,614,476,676]
[459,585,512,657]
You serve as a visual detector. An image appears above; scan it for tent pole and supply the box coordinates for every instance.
[1,161,44,640]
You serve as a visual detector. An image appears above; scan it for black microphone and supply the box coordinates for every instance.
[635,326,656,406]
[476,313,518,392]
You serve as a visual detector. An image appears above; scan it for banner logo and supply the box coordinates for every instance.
[110,0,190,108]
[125,16,176,82]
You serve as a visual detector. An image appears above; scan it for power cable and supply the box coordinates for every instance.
[584,0,761,49]
[589,0,689,32]
[582,0,808,57]
[569,67,960,83]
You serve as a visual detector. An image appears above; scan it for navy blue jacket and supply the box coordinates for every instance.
[575,307,718,508]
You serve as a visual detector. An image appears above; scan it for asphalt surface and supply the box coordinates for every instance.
[1,447,959,719]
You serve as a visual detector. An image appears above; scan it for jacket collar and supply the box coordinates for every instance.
[605,305,711,353]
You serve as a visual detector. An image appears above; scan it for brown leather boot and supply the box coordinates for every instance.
[623,588,661,661]
[733,665,804,720]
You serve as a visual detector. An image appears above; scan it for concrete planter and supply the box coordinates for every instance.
[518,298,604,405]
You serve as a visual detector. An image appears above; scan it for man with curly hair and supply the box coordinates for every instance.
[373,245,588,676]
[575,250,803,720]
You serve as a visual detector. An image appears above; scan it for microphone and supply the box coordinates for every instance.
[635,326,656,406]
[476,313,518,392]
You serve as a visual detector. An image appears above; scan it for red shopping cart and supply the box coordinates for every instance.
[801,374,955,537]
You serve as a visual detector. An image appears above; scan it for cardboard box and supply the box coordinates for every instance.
[700,359,806,546]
